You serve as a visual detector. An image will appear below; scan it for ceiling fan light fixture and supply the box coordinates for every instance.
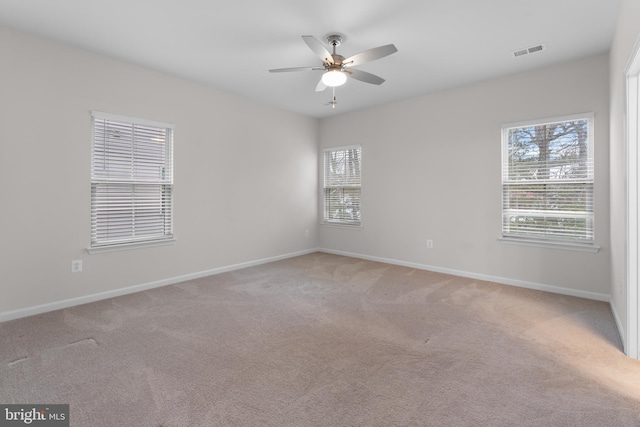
[321,70,347,87]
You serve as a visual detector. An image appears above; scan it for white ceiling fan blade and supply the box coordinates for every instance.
[346,69,385,85]
[302,35,334,65]
[269,66,324,73]
[343,44,397,67]
[315,79,327,92]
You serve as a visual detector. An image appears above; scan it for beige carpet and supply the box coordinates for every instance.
[1,252,640,426]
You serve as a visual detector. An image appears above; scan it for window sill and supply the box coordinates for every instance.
[87,238,176,254]
[498,237,600,253]
[322,221,363,229]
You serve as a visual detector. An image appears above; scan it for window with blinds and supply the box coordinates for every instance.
[90,112,174,249]
[323,146,361,226]
[501,114,594,243]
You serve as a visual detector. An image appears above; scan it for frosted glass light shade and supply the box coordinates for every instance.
[321,70,347,87]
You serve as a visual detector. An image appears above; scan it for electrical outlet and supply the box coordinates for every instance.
[426,240,434,249]
[305,229,310,238]
[71,260,83,273]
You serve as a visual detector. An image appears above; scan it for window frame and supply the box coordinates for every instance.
[88,111,175,253]
[500,113,598,252]
[322,145,362,227]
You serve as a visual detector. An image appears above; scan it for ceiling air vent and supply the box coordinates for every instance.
[511,44,546,58]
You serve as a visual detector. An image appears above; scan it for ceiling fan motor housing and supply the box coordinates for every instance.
[329,55,345,70]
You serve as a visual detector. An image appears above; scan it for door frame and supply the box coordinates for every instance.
[625,35,640,360]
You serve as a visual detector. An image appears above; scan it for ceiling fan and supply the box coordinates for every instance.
[269,35,398,93]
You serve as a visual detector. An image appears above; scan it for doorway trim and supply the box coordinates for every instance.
[625,35,640,360]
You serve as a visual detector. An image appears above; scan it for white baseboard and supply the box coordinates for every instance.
[319,248,611,302]
[2,247,611,324]
[0,248,319,323]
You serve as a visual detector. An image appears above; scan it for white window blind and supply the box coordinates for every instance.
[501,114,594,242]
[90,112,174,249]
[323,146,361,225]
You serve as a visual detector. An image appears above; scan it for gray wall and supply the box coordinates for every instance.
[0,27,319,316]
[0,23,622,324]
[319,54,611,299]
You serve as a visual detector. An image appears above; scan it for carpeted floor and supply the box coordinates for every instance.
[1,252,640,426]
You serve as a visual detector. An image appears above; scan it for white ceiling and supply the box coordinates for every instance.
[0,0,622,118]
